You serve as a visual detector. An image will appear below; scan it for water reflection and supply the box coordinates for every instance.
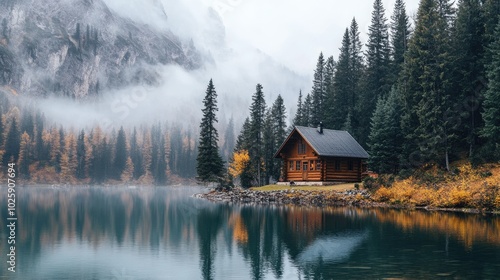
[0,186,499,279]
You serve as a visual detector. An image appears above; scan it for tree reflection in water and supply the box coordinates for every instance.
[2,186,500,279]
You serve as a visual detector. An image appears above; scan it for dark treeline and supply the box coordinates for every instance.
[0,96,197,184]
[291,0,500,174]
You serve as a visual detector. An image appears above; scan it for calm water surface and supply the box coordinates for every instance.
[1,186,500,279]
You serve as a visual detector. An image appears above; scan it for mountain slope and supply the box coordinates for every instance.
[0,0,202,98]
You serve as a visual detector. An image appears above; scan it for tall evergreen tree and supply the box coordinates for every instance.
[235,117,251,152]
[197,79,224,183]
[20,110,34,137]
[483,0,500,53]
[390,0,411,80]
[222,117,235,162]
[323,56,336,128]
[349,18,364,115]
[263,109,274,185]
[331,29,351,130]
[113,126,127,180]
[76,130,86,179]
[368,87,403,173]
[234,117,253,188]
[293,90,305,126]
[452,0,486,157]
[481,21,500,158]
[270,95,287,181]
[130,127,144,179]
[302,93,312,127]
[2,117,20,165]
[310,52,325,126]
[248,83,267,186]
[359,0,391,146]
[401,0,455,170]
[34,112,48,163]
[17,132,31,178]
[151,124,167,184]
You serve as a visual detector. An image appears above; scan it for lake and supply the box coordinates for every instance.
[1,186,500,279]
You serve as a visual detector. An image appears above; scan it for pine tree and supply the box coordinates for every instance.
[165,131,174,178]
[61,132,77,183]
[130,128,144,179]
[49,127,61,171]
[270,95,287,181]
[76,130,86,179]
[331,29,351,130]
[401,0,455,170]
[390,0,411,80]
[483,0,500,52]
[349,18,364,115]
[359,0,391,146]
[20,110,34,137]
[151,124,167,184]
[452,0,486,157]
[34,112,48,163]
[196,79,224,183]
[113,126,127,180]
[141,128,152,183]
[248,83,267,186]
[368,87,403,173]
[323,56,336,128]
[311,52,325,126]
[263,109,274,185]
[2,117,20,165]
[222,117,235,162]
[302,93,312,127]
[481,21,500,158]
[293,90,304,126]
[17,132,31,178]
[235,117,251,152]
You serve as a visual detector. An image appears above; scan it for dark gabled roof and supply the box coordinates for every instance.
[275,126,369,159]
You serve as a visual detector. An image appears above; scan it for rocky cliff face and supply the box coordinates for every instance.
[0,0,203,98]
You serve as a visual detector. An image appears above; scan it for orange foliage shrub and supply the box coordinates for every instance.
[372,163,500,211]
[372,186,393,202]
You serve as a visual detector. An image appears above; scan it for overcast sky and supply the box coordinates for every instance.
[212,0,420,75]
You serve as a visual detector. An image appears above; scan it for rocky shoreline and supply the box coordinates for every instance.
[195,188,395,208]
[195,188,500,214]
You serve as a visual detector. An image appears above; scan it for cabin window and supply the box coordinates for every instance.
[289,161,294,171]
[310,160,314,170]
[348,160,354,171]
[316,160,321,171]
[335,160,341,171]
[303,162,308,171]
[298,140,306,155]
[296,161,301,171]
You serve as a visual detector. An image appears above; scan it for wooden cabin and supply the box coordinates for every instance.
[274,125,369,183]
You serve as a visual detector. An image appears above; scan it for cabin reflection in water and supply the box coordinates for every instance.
[4,187,500,279]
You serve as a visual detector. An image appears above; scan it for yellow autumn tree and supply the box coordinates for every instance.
[121,156,134,182]
[229,150,250,178]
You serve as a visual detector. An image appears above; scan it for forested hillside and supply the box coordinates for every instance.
[230,0,500,187]
[1,0,499,186]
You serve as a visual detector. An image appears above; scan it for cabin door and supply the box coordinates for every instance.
[302,161,309,180]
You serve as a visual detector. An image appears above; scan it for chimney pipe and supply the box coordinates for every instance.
[317,122,323,134]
